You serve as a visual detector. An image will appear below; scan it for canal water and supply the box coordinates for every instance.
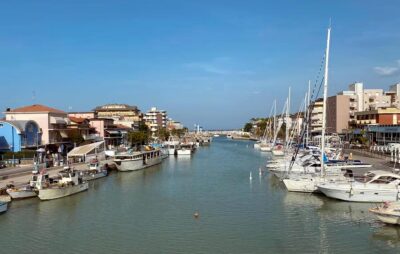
[1,138,399,253]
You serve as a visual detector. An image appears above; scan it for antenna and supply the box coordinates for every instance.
[32,91,36,102]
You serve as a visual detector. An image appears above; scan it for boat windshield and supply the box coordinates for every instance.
[370,176,400,184]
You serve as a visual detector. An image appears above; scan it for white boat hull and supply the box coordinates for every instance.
[177,149,191,156]
[81,171,108,181]
[254,143,260,149]
[0,202,8,213]
[260,146,272,152]
[318,185,400,202]
[375,213,400,225]
[117,157,162,171]
[272,150,285,156]
[38,183,89,200]
[168,148,176,155]
[283,178,319,193]
[6,189,37,199]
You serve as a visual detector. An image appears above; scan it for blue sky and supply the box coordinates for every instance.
[1,1,400,129]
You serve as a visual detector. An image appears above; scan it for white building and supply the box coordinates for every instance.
[143,107,167,134]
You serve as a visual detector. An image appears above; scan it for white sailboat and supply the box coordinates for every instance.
[283,26,336,193]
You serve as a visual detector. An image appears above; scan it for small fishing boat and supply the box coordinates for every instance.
[369,202,400,225]
[79,159,108,181]
[38,167,89,201]
[0,201,8,213]
[6,171,50,199]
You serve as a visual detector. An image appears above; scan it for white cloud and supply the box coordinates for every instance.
[374,59,400,76]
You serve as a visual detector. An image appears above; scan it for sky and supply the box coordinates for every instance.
[1,1,400,130]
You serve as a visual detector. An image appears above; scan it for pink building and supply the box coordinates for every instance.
[4,104,69,145]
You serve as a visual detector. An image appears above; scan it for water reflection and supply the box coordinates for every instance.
[372,226,400,248]
[317,199,374,223]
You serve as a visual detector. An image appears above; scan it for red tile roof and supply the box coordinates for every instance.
[9,104,66,114]
[115,124,131,129]
[68,116,88,123]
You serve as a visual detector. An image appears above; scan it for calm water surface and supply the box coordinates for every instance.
[1,138,400,253]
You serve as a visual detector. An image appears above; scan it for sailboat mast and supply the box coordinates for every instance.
[321,27,331,176]
[273,100,276,141]
[306,80,311,146]
[286,87,291,147]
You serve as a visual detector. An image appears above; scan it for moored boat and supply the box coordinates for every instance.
[38,168,89,201]
[114,148,163,171]
[369,202,400,225]
[318,170,400,202]
[6,171,50,199]
[79,159,108,181]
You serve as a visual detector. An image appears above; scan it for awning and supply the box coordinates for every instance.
[67,141,104,157]
[106,130,120,135]
[50,117,67,124]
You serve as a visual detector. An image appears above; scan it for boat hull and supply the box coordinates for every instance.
[318,185,400,202]
[177,149,191,156]
[373,212,400,225]
[116,157,162,171]
[38,183,89,200]
[260,146,272,152]
[6,189,37,199]
[272,150,284,156]
[283,178,319,193]
[81,171,108,181]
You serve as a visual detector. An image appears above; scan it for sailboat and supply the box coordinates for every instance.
[283,26,348,192]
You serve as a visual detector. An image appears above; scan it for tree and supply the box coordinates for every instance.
[243,122,253,132]
[68,129,84,146]
[128,131,149,146]
[157,128,170,141]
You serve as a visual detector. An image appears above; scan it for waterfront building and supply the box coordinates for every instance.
[67,117,93,141]
[366,124,400,145]
[3,104,69,146]
[326,95,350,133]
[0,120,41,152]
[310,98,323,135]
[94,104,141,129]
[68,111,97,119]
[166,118,183,131]
[143,107,167,134]
[354,107,400,127]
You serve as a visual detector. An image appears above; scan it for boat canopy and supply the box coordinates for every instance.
[67,141,105,162]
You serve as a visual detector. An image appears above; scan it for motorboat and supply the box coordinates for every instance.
[114,148,163,171]
[79,159,108,181]
[177,147,192,156]
[369,202,400,225]
[38,167,89,200]
[318,170,400,202]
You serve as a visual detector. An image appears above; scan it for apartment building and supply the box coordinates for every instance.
[94,104,141,129]
[143,107,167,134]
